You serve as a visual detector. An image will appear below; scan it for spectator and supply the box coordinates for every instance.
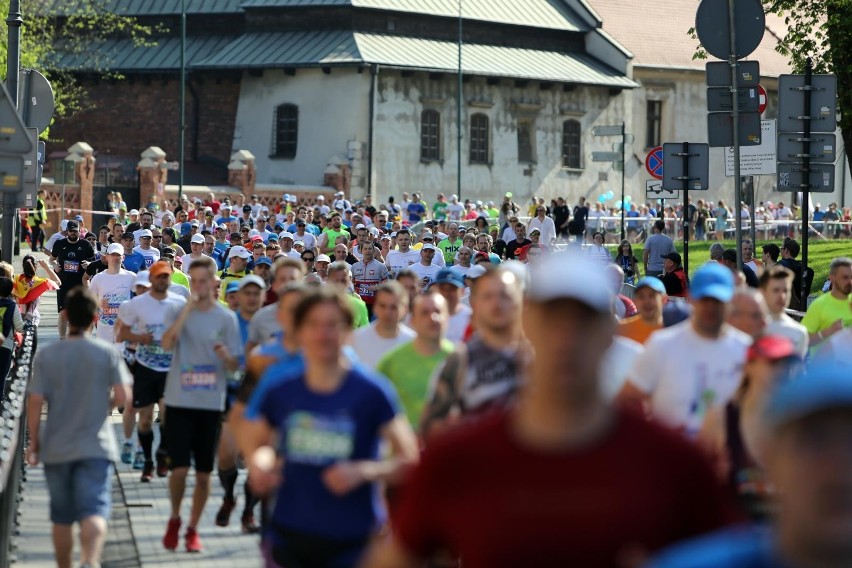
[721,249,759,288]
[643,220,675,277]
[659,252,688,298]
[584,232,611,266]
[614,239,640,285]
[778,238,803,309]
[761,242,780,270]
[759,266,809,358]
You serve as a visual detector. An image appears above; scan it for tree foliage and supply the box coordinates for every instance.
[0,0,160,134]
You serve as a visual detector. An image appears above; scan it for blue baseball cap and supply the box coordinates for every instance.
[429,268,465,289]
[635,276,667,295]
[254,256,273,267]
[766,362,848,429]
[690,262,734,302]
[180,222,192,236]
[225,281,241,295]
[267,233,279,241]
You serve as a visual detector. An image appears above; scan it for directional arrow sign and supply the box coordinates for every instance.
[592,125,623,137]
[0,81,33,155]
[591,151,621,162]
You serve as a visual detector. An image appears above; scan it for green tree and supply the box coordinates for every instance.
[767,0,852,174]
[0,0,158,132]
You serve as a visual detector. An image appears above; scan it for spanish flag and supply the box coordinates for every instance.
[13,274,58,305]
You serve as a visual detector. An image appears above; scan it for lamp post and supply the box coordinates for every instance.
[178,0,186,202]
[456,0,462,200]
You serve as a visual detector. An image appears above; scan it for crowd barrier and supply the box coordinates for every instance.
[0,323,37,568]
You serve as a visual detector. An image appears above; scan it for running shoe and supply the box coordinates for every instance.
[120,442,133,465]
[163,517,181,551]
[132,450,145,470]
[155,449,169,478]
[185,527,202,553]
[215,497,236,527]
[140,462,154,483]
[241,513,260,534]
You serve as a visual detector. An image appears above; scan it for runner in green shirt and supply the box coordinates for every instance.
[438,222,463,266]
[802,257,852,354]
[432,193,449,221]
[377,293,453,430]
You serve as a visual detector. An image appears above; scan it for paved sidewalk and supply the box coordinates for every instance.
[13,259,264,567]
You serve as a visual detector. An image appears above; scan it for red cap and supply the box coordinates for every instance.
[747,335,797,362]
[250,235,264,242]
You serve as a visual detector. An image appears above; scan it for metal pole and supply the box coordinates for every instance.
[178,0,186,203]
[801,58,812,309]
[2,0,22,263]
[620,122,626,242]
[749,176,756,246]
[456,0,462,200]
[728,0,743,272]
[683,142,690,278]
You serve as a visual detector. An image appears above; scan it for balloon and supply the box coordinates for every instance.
[606,191,614,199]
[624,195,632,203]
[598,195,607,203]
[615,200,623,209]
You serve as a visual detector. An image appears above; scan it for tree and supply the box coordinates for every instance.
[767,0,852,177]
[0,0,159,134]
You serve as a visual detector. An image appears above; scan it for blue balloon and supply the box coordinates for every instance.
[598,195,607,203]
[615,200,623,209]
[624,195,632,203]
[606,191,614,199]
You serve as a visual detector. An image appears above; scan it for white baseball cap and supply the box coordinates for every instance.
[421,244,438,251]
[238,274,267,290]
[135,271,151,287]
[138,229,153,238]
[526,253,612,313]
[294,240,305,247]
[315,254,331,263]
[279,232,294,240]
[60,219,69,231]
[106,243,124,255]
[129,209,139,215]
[228,245,252,259]
[191,234,205,244]
[466,264,487,279]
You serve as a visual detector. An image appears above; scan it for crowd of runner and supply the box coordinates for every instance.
[15,188,852,568]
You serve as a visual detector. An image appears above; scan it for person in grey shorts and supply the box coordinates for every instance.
[26,287,132,568]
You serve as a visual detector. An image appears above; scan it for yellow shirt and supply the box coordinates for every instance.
[801,292,852,339]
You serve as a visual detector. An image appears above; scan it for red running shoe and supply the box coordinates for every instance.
[185,527,203,553]
[163,517,181,551]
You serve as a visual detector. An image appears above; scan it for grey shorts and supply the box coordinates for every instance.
[44,459,112,525]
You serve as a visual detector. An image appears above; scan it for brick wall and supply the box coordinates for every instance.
[47,73,242,166]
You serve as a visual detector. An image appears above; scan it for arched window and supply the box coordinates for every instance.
[273,103,298,159]
[470,113,489,164]
[421,109,440,161]
[562,119,581,169]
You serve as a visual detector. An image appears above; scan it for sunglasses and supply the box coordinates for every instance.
[303,256,316,261]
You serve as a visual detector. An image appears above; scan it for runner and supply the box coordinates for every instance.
[801,256,852,355]
[385,228,420,277]
[428,269,471,342]
[237,287,418,568]
[219,245,251,301]
[51,220,96,340]
[363,255,736,567]
[351,240,389,318]
[116,262,186,480]
[245,259,307,353]
[352,281,415,370]
[698,335,799,522]
[618,277,666,344]
[181,233,206,273]
[437,223,462,266]
[132,229,161,269]
[759,266,809,358]
[726,287,768,340]
[26,288,133,568]
[376,291,453,431]
[409,244,442,289]
[216,274,266,533]
[88,243,137,344]
[651,363,852,567]
[420,265,526,438]
[327,261,370,328]
[160,256,243,553]
[619,262,751,438]
[119,232,147,273]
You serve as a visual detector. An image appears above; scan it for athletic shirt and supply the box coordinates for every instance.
[244,366,400,541]
[724,403,775,523]
[53,238,96,286]
[459,335,524,415]
[89,270,137,343]
[117,292,186,372]
[351,260,389,304]
[322,227,349,252]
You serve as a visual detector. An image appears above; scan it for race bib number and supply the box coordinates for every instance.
[63,260,80,273]
[144,256,155,268]
[356,282,375,298]
[180,364,217,391]
[285,411,355,465]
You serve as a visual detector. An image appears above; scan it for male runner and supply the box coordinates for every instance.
[51,220,95,340]
[352,281,415,370]
[88,243,136,344]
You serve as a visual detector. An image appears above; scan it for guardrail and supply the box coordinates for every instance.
[0,323,37,568]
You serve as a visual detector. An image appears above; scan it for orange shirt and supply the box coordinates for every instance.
[618,316,662,345]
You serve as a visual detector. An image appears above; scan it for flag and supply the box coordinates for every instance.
[13,275,58,305]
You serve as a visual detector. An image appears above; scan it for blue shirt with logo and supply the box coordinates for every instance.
[245,365,399,542]
[122,251,146,273]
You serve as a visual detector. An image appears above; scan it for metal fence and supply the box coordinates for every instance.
[0,323,37,568]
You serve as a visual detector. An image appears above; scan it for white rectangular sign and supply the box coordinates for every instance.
[646,179,681,201]
[725,119,777,176]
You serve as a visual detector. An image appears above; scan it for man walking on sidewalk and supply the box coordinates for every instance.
[26,287,133,568]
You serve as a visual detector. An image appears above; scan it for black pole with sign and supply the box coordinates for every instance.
[683,141,690,278]
[800,58,812,309]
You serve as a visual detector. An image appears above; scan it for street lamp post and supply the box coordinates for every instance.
[456,0,462,200]
[178,0,186,202]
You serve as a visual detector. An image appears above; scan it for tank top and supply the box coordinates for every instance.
[323,228,348,252]
[724,402,775,522]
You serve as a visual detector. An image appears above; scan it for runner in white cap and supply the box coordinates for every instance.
[410,244,442,289]
[88,243,137,345]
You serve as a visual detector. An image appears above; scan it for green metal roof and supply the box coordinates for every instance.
[52,35,236,72]
[239,0,587,31]
[193,31,636,88]
[38,0,244,16]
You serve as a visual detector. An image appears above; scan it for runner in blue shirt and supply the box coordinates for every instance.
[406,194,427,224]
[236,288,418,568]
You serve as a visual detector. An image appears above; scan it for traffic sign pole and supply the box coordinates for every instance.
[801,59,812,310]
[729,0,744,273]
[3,0,22,264]
[620,122,626,242]
[683,142,689,278]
